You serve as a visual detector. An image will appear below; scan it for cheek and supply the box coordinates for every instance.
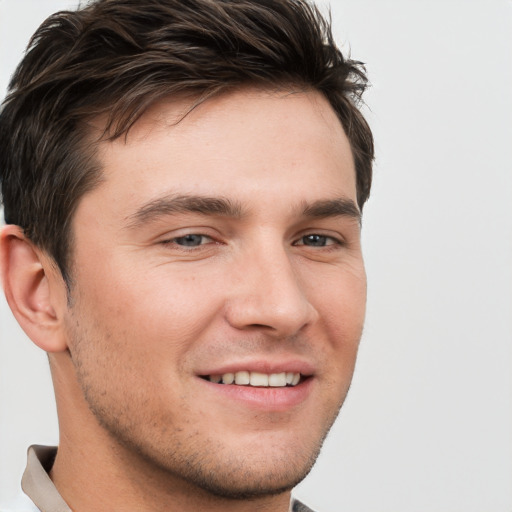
[310,260,367,334]
[335,276,366,342]
[74,261,221,346]
[311,264,366,378]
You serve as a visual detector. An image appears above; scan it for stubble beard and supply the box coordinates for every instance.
[66,312,349,501]
[80,377,343,501]
[74,358,345,501]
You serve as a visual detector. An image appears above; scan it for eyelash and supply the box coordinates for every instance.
[160,232,344,251]
[293,234,343,249]
[160,234,214,249]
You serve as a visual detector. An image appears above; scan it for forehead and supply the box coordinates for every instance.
[85,87,356,222]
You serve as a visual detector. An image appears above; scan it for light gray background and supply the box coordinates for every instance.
[1,1,511,510]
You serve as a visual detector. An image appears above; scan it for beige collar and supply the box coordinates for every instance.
[22,445,71,512]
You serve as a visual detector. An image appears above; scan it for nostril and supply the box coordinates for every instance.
[248,323,275,330]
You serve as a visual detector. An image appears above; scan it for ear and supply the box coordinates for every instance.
[1,225,69,352]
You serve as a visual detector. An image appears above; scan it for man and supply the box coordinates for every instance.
[0,0,374,510]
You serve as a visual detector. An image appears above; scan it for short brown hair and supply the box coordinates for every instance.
[0,0,374,283]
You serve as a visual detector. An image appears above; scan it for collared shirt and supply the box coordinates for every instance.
[3,445,315,512]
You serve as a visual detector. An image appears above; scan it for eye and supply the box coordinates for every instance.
[169,234,212,247]
[295,234,339,247]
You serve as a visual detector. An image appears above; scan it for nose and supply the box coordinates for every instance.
[224,245,319,337]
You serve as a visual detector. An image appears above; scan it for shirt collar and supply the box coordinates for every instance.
[22,445,71,512]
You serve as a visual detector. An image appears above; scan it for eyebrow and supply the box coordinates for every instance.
[126,194,243,229]
[126,194,361,230]
[301,198,361,224]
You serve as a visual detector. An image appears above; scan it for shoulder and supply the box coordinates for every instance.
[291,497,318,512]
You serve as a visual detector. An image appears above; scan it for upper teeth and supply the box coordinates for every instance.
[208,371,301,387]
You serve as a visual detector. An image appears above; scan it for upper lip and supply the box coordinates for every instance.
[196,358,316,377]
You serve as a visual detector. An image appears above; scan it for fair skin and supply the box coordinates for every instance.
[1,87,366,512]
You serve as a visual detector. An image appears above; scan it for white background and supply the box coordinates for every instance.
[1,1,511,511]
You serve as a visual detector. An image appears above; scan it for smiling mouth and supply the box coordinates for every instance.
[200,371,304,387]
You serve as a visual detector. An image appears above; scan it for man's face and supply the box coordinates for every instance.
[64,88,366,497]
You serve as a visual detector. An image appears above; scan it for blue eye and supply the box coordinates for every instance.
[174,234,208,247]
[300,234,331,247]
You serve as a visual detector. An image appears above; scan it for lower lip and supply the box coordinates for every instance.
[197,377,314,412]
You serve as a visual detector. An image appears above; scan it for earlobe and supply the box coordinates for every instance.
[0,225,68,353]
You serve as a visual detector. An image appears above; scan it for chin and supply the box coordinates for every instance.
[115,423,325,500]
[173,450,320,500]
[159,421,330,499]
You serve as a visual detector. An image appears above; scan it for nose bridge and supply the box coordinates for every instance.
[225,236,318,335]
